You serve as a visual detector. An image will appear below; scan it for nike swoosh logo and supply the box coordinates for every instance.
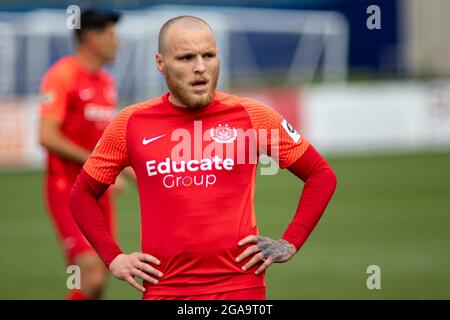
[142,134,166,145]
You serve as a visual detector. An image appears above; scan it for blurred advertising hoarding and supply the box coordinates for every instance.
[302,82,450,155]
[0,97,43,168]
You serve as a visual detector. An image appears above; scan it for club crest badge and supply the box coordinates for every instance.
[210,124,237,144]
[40,90,55,105]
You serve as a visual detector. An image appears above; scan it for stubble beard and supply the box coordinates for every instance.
[166,71,219,109]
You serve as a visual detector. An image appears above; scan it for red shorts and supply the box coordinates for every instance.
[143,286,266,300]
[44,176,116,264]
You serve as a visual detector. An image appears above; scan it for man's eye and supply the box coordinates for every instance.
[179,55,193,61]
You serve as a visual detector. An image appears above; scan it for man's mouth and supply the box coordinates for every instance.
[190,79,209,90]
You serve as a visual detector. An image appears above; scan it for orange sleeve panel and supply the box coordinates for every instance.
[39,60,76,122]
[83,99,161,184]
[217,92,310,168]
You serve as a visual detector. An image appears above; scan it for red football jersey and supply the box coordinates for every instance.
[39,56,117,185]
[83,92,309,296]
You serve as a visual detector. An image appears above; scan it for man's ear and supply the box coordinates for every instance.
[155,53,165,75]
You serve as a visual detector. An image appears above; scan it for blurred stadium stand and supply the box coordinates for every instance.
[0,6,350,100]
[0,0,401,94]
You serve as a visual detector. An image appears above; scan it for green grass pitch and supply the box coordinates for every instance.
[0,151,449,299]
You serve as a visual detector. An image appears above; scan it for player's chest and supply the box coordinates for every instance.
[67,78,116,123]
[126,107,257,175]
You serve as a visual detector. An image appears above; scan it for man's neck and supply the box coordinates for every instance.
[73,48,104,74]
[168,93,214,110]
[168,93,188,108]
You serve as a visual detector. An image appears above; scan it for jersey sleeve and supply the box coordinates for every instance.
[39,67,72,122]
[82,107,134,184]
[241,98,310,168]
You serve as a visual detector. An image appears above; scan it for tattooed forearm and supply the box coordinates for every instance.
[256,236,297,262]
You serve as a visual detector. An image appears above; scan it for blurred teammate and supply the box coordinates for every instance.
[38,9,122,300]
[69,16,337,300]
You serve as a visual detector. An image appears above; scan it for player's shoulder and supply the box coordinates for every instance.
[215,91,270,109]
[114,96,164,121]
[42,56,78,85]
[215,91,275,115]
[98,68,115,84]
[44,56,78,76]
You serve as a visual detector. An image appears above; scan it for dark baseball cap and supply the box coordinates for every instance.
[75,8,121,42]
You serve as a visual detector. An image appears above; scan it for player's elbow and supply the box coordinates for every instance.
[38,125,47,147]
[68,184,81,221]
[326,165,338,195]
[68,175,90,223]
[38,133,51,150]
[38,124,57,151]
[38,118,61,150]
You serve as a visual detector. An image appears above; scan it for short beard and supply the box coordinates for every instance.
[166,72,218,109]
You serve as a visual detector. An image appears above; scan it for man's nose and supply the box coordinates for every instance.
[194,56,206,73]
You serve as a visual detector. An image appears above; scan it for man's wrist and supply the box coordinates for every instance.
[280,239,297,252]
[105,249,124,268]
[280,237,300,252]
